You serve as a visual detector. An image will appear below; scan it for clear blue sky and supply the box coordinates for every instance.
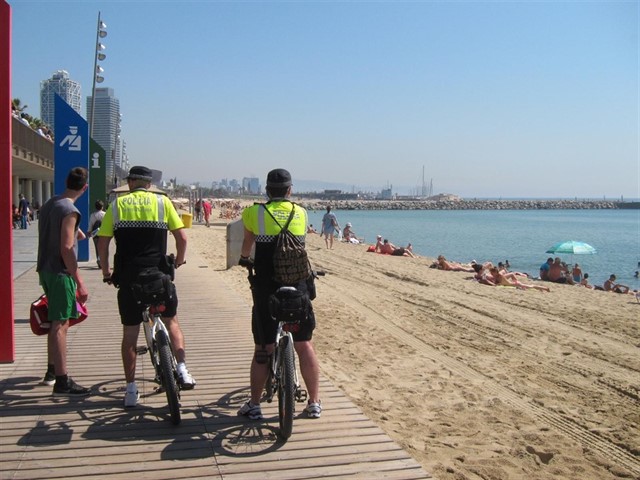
[8,0,639,198]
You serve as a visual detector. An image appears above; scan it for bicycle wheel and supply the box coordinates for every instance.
[156,330,181,425]
[277,335,296,439]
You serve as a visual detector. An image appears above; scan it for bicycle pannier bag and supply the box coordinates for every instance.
[268,287,310,324]
[263,204,312,285]
[131,267,173,305]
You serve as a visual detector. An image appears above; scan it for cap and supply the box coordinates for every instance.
[376,234,382,239]
[266,168,292,188]
[126,165,153,181]
[346,222,352,227]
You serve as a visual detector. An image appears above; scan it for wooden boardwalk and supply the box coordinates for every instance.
[2,231,432,479]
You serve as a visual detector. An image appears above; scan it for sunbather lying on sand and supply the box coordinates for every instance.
[491,267,550,292]
[437,255,474,272]
[379,239,416,257]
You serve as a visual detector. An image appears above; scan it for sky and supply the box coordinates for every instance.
[7,0,639,198]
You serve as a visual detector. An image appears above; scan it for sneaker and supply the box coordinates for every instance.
[177,364,196,390]
[124,387,140,408]
[304,401,322,418]
[52,378,91,397]
[237,401,263,420]
[41,370,55,386]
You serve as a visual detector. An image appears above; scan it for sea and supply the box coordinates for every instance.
[308,208,640,288]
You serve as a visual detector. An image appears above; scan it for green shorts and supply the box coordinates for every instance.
[38,271,79,322]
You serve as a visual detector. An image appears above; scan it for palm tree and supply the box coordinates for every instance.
[30,117,44,130]
[11,98,28,113]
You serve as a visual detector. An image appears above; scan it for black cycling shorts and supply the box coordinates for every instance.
[251,283,315,345]
[117,282,178,326]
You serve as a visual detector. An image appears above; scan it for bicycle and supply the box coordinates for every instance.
[137,295,181,425]
[106,260,182,425]
[244,265,323,439]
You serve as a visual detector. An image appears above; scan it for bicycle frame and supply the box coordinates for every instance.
[141,308,174,380]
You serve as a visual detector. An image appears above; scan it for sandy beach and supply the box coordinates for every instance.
[187,217,639,480]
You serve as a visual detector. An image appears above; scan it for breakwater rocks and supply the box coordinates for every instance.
[298,199,632,211]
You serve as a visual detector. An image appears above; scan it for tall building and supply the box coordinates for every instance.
[242,177,260,194]
[40,70,82,131]
[87,87,121,184]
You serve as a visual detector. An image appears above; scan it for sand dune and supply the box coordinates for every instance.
[187,221,639,480]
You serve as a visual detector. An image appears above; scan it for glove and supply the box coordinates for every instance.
[239,256,254,268]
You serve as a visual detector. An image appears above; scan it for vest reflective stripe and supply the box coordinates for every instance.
[110,199,119,224]
[156,194,165,222]
[257,206,266,235]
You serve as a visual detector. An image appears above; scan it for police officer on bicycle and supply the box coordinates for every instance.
[238,168,322,420]
[98,165,196,408]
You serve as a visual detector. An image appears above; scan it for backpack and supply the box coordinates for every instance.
[262,203,312,285]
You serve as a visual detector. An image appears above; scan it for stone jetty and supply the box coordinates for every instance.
[297,199,633,211]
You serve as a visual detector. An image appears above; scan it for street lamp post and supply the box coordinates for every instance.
[89,11,106,138]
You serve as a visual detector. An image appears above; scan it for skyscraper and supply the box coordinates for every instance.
[40,70,81,131]
[87,87,121,184]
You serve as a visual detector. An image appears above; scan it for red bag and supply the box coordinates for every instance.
[29,294,88,336]
[366,245,376,252]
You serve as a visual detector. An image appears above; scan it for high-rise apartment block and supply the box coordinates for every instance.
[87,87,121,183]
[40,70,82,131]
[242,177,261,194]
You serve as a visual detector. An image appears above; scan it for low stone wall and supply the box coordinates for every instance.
[296,199,628,211]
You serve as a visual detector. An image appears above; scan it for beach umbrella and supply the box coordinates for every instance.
[545,240,597,255]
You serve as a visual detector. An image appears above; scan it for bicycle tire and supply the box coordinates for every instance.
[277,335,295,439]
[157,330,181,425]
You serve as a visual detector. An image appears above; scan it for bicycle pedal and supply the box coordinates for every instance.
[296,389,308,403]
[136,346,148,355]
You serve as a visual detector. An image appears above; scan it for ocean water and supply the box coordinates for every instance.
[308,209,640,288]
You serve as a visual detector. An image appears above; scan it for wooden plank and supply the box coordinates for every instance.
[1,247,431,480]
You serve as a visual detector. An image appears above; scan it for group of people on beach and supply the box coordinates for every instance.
[430,254,638,296]
[428,257,550,292]
[315,206,416,258]
[468,260,550,291]
[305,204,638,296]
[539,257,634,294]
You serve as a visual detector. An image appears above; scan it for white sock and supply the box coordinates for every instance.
[126,381,137,392]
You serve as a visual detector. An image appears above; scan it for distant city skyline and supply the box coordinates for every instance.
[8,1,638,198]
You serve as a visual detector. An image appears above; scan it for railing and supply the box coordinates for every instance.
[12,116,54,160]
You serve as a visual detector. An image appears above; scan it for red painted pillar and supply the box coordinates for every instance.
[0,0,15,363]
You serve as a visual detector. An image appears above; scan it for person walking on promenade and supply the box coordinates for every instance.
[202,199,212,227]
[37,167,91,396]
[321,205,339,249]
[88,199,106,268]
[238,168,322,420]
[98,165,195,408]
[18,193,29,229]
